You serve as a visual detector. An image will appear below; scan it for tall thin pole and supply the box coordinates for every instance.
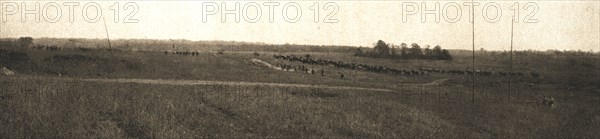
[471,2,475,103]
[509,18,514,100]
[103,17,112,50]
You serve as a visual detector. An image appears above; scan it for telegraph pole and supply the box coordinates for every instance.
[471,1,476,103]
[509,18,515,100]
[103,17,112,51]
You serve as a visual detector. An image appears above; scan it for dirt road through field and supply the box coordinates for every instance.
[6,76,410,93]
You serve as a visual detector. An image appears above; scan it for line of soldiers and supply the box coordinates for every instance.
[274,63,345,79]
[165,51,200,56]
[32,45,62,51]
[273,54,541,77]
[275,63,319,74]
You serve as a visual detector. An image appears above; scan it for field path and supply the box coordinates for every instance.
[6,75,448,93]
[422,78,450,86]
[7,76,406,93]
[250,58,282,70]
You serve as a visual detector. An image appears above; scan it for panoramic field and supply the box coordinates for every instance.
[1,39,599,138]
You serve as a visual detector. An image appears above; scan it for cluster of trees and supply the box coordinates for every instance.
[355,40,452,60]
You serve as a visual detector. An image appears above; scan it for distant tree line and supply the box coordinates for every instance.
[355,40,452,60]
[0,37,360,53]
[476,48,599,57]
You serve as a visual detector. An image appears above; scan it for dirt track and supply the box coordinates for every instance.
[6,74,452,93]
[6,75,406,93]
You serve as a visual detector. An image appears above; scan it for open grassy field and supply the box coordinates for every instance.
[1,42,599,138]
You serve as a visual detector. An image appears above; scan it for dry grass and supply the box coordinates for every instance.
[1,44,599,138]
[0,78,460,138]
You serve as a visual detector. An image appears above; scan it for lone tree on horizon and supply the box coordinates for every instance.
[410,43,423,58]
[373,40,390,57]
[18,37,33,48]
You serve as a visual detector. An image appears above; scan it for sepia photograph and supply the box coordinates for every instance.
[0,0,599,138]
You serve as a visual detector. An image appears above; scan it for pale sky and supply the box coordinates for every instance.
[1,1,599,51]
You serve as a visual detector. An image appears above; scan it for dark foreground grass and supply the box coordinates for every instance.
[1,76,599,138]
[0,77,457,138]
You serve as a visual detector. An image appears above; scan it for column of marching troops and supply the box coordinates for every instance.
[272,54,541,78]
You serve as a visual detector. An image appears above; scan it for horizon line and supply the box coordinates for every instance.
[1,36,598,52]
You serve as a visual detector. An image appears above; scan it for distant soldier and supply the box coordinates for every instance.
[340,73,344,79]
[542,96,555,106]
[531,72,540,78]
[548,97,555,106]
[499,71,507,76]
[321,69,325,76]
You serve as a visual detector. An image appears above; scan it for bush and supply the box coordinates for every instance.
[18,37,34,48]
